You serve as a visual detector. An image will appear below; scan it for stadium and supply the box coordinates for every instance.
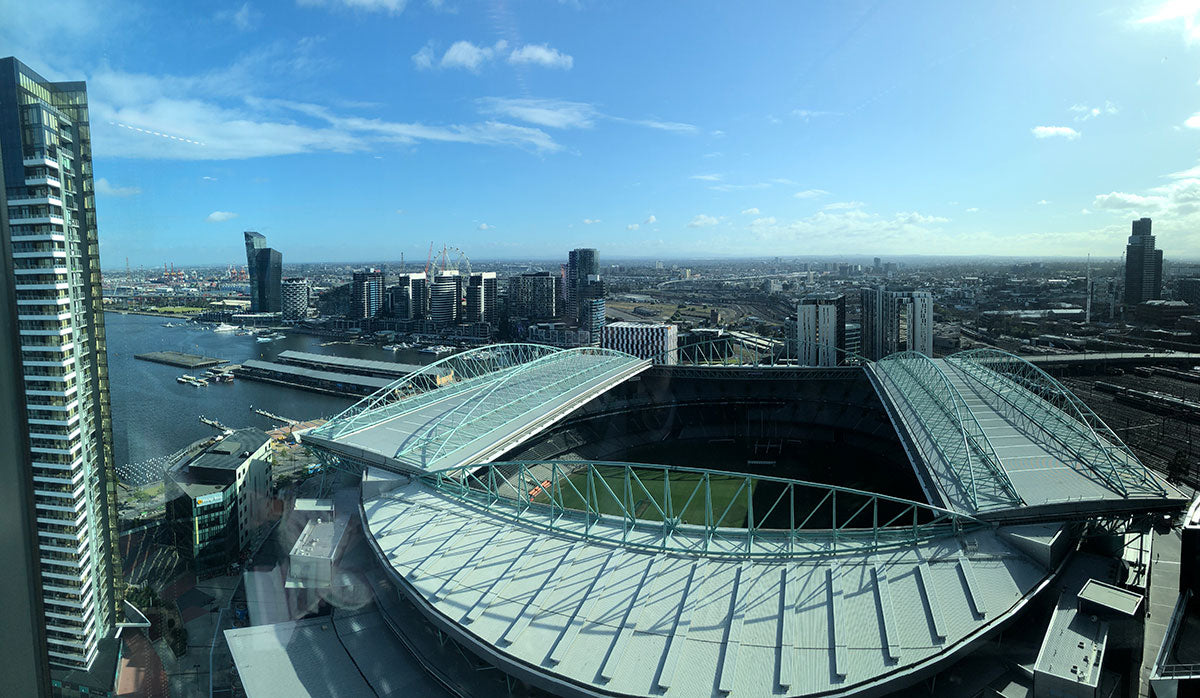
[295,340,1189,697]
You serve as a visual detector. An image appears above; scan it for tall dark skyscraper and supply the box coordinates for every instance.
[465,271,497,324]
[244,231,282,313]
[1124,217,1162,306]
[566,248,598,319]
[0,56,123,696]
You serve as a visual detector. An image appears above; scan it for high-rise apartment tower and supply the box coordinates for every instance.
[0,56,123,696]
[797,293,846,367]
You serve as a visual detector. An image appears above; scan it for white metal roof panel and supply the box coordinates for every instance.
[362,476,1055,697]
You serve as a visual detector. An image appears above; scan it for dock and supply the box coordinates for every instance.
[136,351,227,369]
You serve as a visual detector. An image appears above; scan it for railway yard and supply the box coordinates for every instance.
[1058,365,1200,488]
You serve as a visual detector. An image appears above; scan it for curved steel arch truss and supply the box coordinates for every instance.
[424,460,982,559]
[648,335,870,368]
[946,348,1167,498]
[873,351,1023,513]
[310,343,564,440]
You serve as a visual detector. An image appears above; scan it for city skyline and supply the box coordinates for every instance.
[4,1,1200,265]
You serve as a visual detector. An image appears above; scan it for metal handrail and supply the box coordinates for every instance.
[421,460,983,559]
[947,349,1167,497]
[875,352,1021,511]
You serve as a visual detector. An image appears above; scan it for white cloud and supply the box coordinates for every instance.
[709,182,771,192]
[297,0,408,14]
[1185,112,1200,129]
[626,223,639,231]
[94,178,141,197]
[965,207,979,213]
[644,214,656,224]
[508,44,573,69]
[414,41,574,73]
[85,62,563,159]
[206,211,238,222]
[1031,125,1081,140]
[583,218,601,224]
[751,216,777,226]
[688,214,720,228]
[218,3,261,31]
[478,222,492,230]
[1136,0,1200,42]
[412,43,435,70]
[792,109,836,120]
[615,117,697,133]
[476,98,694,135]
[897,211,949,224]
[793,189,829,199]
[741,207,760,215]
[1092,191,1167,210]
[690,173,722,181]
[1037,199,1050,205]
[440,40,508,71]
[1070,101,1118,122]
[476,98,595,129]
[201,175,218,181]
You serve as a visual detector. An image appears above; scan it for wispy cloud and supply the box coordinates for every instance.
[1070,101,1118,122]
[206,210,238,222]
[1037,199,1050,205]
[626,223,639,231]
[689,173,722,182]
[824,201,864,210]
[792,109,837,121]
[751,216,777,226]
[476,98,595,129]
[793,189,829,199]
[1185,112,1200,129]
[644,214,656,224]
[478,222,492,230]
[217,3,261,31]
[476,98,695,135]
[965,207,979,213]
[83,55,565,159]
[297,0,408,14]
[94,178,141,197]
[688,213,720,228]
[1136,0,1200,42]
[583,218,601,224]
[1031,125,1081,140]
[741,207,760,215]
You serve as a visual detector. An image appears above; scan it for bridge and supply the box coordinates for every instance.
[302,344,651,474]
[871,348,1181,521]
[1022,351,1200,369]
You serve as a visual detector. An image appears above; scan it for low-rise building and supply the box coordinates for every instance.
[166,428,273,578]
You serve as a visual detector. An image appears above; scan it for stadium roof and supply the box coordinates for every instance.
[871,350,1184,520]
[363,467,1053,698]
[304,344,650,473]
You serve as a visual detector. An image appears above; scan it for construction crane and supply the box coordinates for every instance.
[425,241,434,276]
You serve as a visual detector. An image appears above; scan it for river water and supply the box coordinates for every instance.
[104,312,435,466]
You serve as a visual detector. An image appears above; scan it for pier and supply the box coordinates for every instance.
[135,351,227,369]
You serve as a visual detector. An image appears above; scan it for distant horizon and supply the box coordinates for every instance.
[103,250,1179,273]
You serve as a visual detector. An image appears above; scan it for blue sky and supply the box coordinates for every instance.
[5,0,1200,266]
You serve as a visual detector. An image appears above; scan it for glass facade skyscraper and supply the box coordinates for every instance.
[0,56,122,693]
[244,231,282,313]
[1124,217,1162,306]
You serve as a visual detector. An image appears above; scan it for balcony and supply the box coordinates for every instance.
[24,174,61,188]
[22,154,60,169]
[8,214,65,227]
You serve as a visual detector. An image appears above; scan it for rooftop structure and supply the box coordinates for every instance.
[299,336,1187,698]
